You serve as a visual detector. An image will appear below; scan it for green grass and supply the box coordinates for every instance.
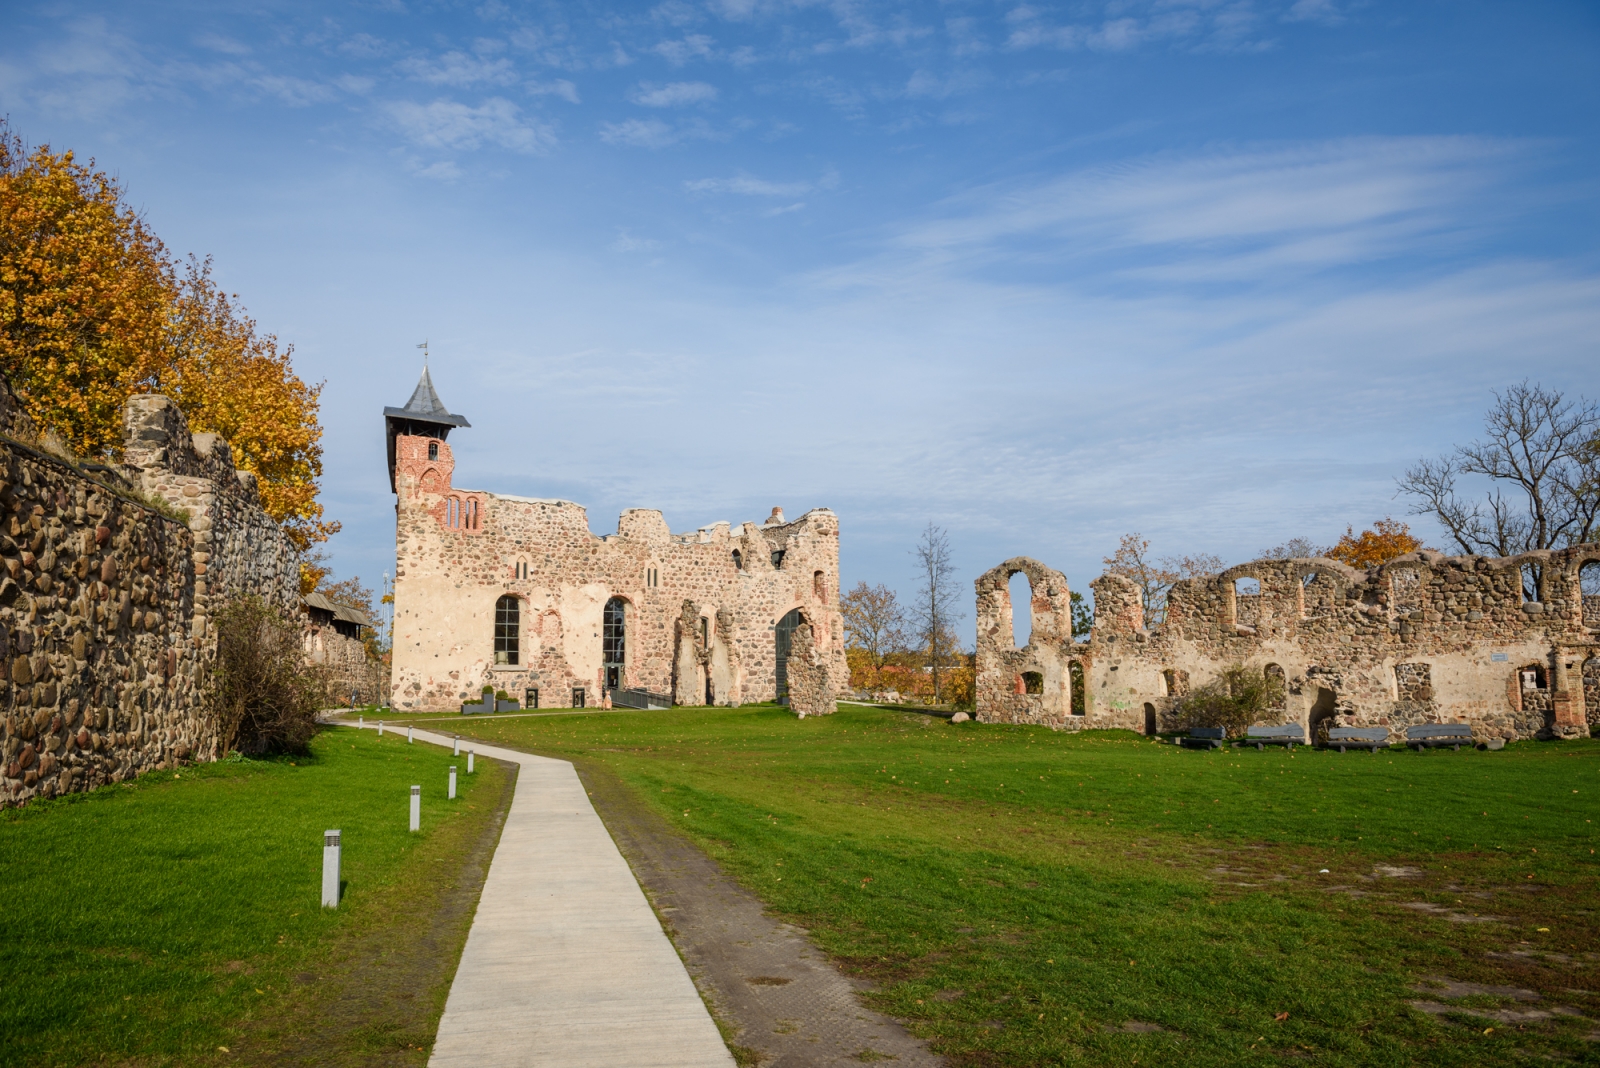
[0,726,508,1067]
[418,701,1600,1067]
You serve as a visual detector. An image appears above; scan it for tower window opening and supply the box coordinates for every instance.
[494,595,520,665]
[428,441,438,461]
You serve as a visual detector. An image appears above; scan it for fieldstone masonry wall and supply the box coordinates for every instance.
[0,380,299,807]
[390,433,847,712]
[977,545,1600,743]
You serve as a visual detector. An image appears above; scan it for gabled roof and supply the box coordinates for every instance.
[304,592,373,628]
[382,366,470,428]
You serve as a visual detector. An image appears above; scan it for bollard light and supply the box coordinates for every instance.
[322,830,341,908]
[449,766,457,800]
[359,715,365,729]
[467,749,474,774]
[407,726,414,744]
[453,735,460,756]
[410,785,421,832]
[378,720,384,737]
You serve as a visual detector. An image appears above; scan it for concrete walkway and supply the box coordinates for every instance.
[360,724,735,1068]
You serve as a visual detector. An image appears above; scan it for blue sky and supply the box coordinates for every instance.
[3,1,1597,637]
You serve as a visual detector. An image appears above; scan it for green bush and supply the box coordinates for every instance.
[1171,663,1286,738]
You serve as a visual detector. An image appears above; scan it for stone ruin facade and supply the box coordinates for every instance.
[385,369,847,716]
[303,592,387,707]
[976,545,1600,743]
[0,379,300,807]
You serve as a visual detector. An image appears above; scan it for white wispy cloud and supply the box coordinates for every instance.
[630,80,718,106]
[528,78,581,103]
[387,97,557,152]
[398,50,518,87]
[653,34,715,65]
[1004,1,1266,53]
[685,172,811,196]
[599,116,720,148]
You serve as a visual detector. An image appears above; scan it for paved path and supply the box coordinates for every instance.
[358,724,735,1068]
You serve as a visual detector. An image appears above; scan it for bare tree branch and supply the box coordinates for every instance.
[911,523,963,703]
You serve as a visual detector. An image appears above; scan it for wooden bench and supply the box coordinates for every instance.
[1406,723,1474,751]
[1179,727,1227,749]
[1326,727,1388,753]
[1245,725,1306,750]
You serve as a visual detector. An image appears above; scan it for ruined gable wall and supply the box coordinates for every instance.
[976,546,1600,742]
[389,433,845,711]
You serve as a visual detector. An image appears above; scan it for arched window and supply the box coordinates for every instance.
[1021,671,1044,694]
[428,441,439,461]
[1234,576,1261,628]
[1009,571,1033,648]
[1069,661,1085,716]
[775,608,805,702]
[1143,702,1157,735]
[466,499,479,530]
[813,570,826,602]
[446,497,459,528]
[494,595,519,665]
[732,549,742,570]
[603,597,626,690]
[771,550,786,569]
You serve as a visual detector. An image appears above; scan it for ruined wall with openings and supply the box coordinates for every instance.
[389,433,846,712]
[0,380,300,807]
[304,626,388,707]
[976,545,1600,743]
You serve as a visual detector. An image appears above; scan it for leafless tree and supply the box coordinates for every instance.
[840,581,908,671]
[1103,534,1226,626]
[1257,537,1329,559]
[911,523,963,702]
[1398,382,1600,597]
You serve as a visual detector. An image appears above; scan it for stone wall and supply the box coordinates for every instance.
[0,380,300,806]
[304,625,387,707]
[976,545,1600,743]
[389,432,847,712]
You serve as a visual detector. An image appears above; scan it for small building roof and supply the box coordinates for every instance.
[304,592,373,629]
[382,366,471,429]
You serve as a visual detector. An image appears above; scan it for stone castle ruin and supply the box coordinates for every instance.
[385,369,847,715]
[976,546,1600,742]
[0,379,301,806]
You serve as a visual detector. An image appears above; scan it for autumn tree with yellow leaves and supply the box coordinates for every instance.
[1325,517,1428,568]
[0,122,336,566]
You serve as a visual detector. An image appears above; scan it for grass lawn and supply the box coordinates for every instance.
[415,701,1600,1067]
[0,725,511,1068]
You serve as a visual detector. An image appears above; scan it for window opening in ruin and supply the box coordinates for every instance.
[771,550,786,569]
[774,608,805,703]
[814,570,826,602]
[1520,663,1547,691]
[1521,562,1541,603]
[1069,661,1085,716]
[467,499,479,530]
[1144,703,1157,736]
[646,567,659,588]
[1264,663,1287,712]
[603,597,627,690]
[1580,562,1600,625]
[699,617,709,646]
[514,561,528,580]
[525,687,539,709]
[494,595,520,665]
[732,549,742,570]
[1391,569,1420,613]
[428,442,438,461]
[1022,671,1044,695]
[573,688,586,708]
[1008,571,1033,649]
[1234,576,1261,628]
[1584,656,1600,724]
[446,497,459,528]
[1301,571,1320,588]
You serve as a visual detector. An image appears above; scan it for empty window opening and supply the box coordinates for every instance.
[1162,668,1189,697]
[813,570,826,602]
[467,499,479,530]
[525,687,539,710]
[732,549,742,570]
[771,550,786,569]
[1143,702,1157,736]
[1309,686,1337,743]
[1580,562,1600,625]
[1069,661,1086,716]
[446,497,460,528]
[699,617,709,646]
[1008,571,1033,648]
[1521,562,1541,603]
[573,688,586,708]
[1301,571,1320,588]
[1394,662,1433,704]
[1234,577,1261,628]
[774,608,805,703]
[428,441,439,461]
[1021,671,1044,695]
[494,595,520,666]
[1264,663,1287,711]
[603,597,627,690]
[1520,663,1547,691]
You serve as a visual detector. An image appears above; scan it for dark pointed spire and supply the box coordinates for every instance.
[402,366,455,420]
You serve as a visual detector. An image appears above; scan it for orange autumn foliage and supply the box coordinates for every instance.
[1327,517,1428,569]
[0,123,335,555]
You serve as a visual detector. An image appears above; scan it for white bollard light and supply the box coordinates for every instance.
[322,830,341,908]
[378,721,384,737]
[359,715,365,729]
[410,785,421,832]
[467,749,474,774]
[453,735,460,756]
[407,726,414,744]
[449,766,457,800]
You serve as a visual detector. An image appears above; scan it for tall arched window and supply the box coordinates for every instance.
[775,608,805,702]
[428,441,439,461]
[494,595,520,665]
[446,497,460,528]
[603,597,627,690]
[1069,661,1086,716]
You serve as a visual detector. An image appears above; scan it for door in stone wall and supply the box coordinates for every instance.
[775,609,804,705]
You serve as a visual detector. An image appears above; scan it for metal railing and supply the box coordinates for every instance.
[609,687,673,710]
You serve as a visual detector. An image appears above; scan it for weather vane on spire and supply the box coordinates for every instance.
[416,340,429,365]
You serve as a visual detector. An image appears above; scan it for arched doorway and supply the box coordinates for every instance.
[603,597,626,690]
[1143,703,1157,736]
[1309,686,1336,745]
[775,608,805,704]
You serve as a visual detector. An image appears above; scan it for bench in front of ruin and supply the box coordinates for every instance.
[1326,727,1389,753]
[1246,725,1306,750]
[1179,727,1227,749]
[1406,723,1474,751]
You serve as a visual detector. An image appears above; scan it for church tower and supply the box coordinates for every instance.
[383,366,470,492]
